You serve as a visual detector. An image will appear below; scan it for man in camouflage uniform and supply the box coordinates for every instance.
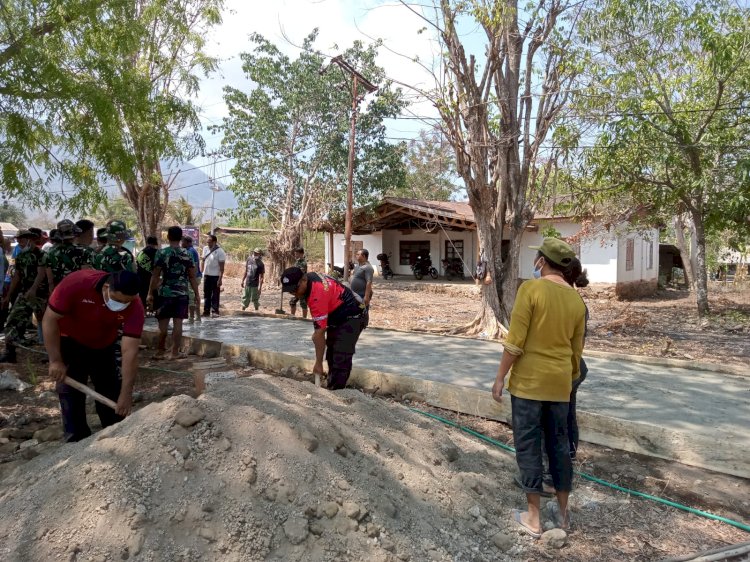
[136,236,159,308]
[0,228,48,363]
[289,247,308,318]
[147,226,200,360]
[43,220,95,291]
[93,221,135,273]
[94,227,108,253]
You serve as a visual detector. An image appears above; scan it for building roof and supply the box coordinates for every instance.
[349,197,571,234]
[0,222,18,234]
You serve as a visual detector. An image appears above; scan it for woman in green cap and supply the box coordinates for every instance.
[492,237,586,538]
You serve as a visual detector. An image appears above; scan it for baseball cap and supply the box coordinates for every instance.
[280,267,305,293]
[96,227,108,240]
[529,238,576,267]
[106,220,131,241]
[253,247,263,255]
[16,229,36,239]
[48,229,62,242]
[57,219,81,240]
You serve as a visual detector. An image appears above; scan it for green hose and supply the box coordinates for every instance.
[410,407,750,534]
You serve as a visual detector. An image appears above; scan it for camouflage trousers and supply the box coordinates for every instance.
[5,295,46,345]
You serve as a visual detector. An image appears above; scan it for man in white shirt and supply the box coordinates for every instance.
[200,234,226,317]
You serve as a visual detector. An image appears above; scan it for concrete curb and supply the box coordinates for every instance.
[142,328,750,479]
[227,310,749,378]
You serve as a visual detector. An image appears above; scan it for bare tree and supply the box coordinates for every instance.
[400,0,583,336]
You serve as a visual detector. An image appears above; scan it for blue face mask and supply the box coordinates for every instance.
[104,287,130,312]
[532,258,543,279]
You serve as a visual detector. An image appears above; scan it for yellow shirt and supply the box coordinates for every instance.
[503,278,586,402]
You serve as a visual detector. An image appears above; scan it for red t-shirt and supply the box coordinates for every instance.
[47,270,146,349]
[305,273,363,331]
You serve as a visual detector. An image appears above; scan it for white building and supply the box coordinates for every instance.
[325,198,659,297]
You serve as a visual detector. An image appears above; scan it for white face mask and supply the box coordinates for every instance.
[104,287,131,312]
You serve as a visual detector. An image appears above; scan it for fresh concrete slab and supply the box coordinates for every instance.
[145,315,750,477]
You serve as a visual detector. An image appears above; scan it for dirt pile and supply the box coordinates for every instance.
[0,375,556,562]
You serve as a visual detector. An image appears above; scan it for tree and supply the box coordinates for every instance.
[167,196,204,226]
[81,0,223,241]
[216,31,407,280]
[389,128,460,201]
[0,202,26,226]
[576,0,750,316]
[404,0,585,336]
[0,0,148,211]
[90,197,139,237]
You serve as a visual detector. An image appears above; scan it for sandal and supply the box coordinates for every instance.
[512,509,542,539]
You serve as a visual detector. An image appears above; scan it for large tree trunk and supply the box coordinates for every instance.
[690,209,710,317]
[673,214,695,289]
[266,225,302,287]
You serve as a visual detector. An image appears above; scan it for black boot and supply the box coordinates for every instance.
[0,346,17,363]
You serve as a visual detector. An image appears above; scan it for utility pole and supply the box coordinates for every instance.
[324,56,377,281]
[207,152,221,235]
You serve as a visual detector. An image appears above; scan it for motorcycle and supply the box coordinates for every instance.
[376,252,394,280]
[411,254,438,280]
[328,261,354,280]
[441,257,464,280]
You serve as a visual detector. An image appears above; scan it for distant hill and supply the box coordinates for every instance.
[104,161,238,223]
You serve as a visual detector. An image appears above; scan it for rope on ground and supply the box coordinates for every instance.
[409,407,750,534]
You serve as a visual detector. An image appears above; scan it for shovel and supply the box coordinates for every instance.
[275,289,285,315]
[63,376,119,411]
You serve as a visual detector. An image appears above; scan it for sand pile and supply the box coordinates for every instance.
[0,375,543,562]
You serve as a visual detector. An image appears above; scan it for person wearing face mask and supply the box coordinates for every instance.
[42,269,145,442]
[491,238,586,538]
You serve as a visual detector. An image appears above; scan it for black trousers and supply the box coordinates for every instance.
[568,358,587,460]
[137,269,153,309]
[56,337,123,442]
[512,394,572,494]
[325,316,365,390]
[203,275,220,314]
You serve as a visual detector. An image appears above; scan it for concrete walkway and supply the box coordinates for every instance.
[154,314,750,452]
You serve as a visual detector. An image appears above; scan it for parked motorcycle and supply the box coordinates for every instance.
[376,252,394,280]
[328,261,354,280]
[441,257,464,280]
[411,254,438,280]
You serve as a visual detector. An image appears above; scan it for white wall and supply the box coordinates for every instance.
[328,232,383,274]
[616,228,659,283]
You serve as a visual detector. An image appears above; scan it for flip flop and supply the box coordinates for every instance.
[513,475,554,498]
[512,509,542,539]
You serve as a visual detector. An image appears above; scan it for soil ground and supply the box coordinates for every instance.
[1,347,748,561]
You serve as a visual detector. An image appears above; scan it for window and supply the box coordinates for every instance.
[646,241,654,270]
[350,240,363,262]
[625,239,635,271]
[445,240,464,261]
[400,241,431,265]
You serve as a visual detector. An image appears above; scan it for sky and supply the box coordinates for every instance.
[187,0,444,195]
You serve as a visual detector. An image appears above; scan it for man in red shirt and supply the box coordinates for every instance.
[281,267,366,390]
[42,269,145,442]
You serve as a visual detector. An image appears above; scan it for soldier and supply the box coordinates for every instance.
[241,247,265,311]
[75,220,95,247]
[147,226,200,360]
[136,236,159,308]
[93,221,135,273]
[0,228,48,363]
[289,247,308,318]
[94,227,108,253]
[43,220,95,292]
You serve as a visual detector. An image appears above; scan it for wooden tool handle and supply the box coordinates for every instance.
[63,376,119,410]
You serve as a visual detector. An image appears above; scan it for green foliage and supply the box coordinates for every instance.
[214,30,407,227]
[0,201,26,226]
[88,197,138,237]
[0,0,222,234]
[220,231,325,264]
[167,196,204,226]
[576,0,750,239]
[540,224,563,239]
[388,128,460,201]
